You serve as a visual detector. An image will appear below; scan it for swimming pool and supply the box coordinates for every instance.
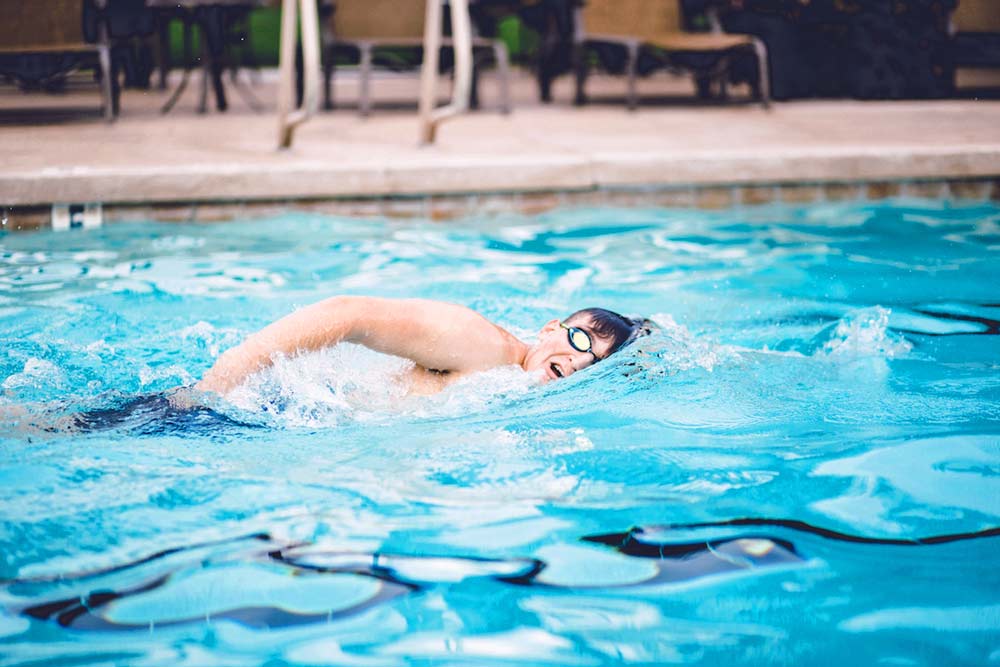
[1,199,998,666]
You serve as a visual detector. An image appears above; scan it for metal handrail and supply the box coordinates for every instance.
[277,0,471,147]
[277,0,321,149]
[418,0,473,145]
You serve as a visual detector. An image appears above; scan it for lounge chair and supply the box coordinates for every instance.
[573,0,770,109]
[951,0,1000,92]
[322,0,510,115]
[0,0,118,121]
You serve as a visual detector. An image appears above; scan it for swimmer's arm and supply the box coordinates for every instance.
[347,298,518,375]
[196,296,516,394]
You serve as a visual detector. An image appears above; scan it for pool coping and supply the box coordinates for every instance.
[4,99,1000,229]
[4,143,1000,204]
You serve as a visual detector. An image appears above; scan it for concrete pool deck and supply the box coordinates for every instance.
[2,69,999,227]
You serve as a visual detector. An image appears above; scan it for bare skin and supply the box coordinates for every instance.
[196,296,613,396]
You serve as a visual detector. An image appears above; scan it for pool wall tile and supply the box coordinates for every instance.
[903,180,947,199]
[866,182,902,200]
[193,203,247,222]
[559,189,606,209]
[6,177,1000,232]
[382,197,428,219]
[150,204,197,223]
[651,187,697,208]
[241,201,296,219]
[602,189,653,208]
[105,205,156,223]
[948,180,990,201]
[822,183,863,201]
[474,192,521,216]
[287,199,344,217]
[695,187,734,209]
[741,186,777,206]
[340,199,386,219]
[1,206,49,231]
[780,185,825,203]
[517,191,563,215]
[429,195,476,220]
[296,198,381,219]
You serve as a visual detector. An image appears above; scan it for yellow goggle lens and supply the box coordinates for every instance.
[569,329,591,351]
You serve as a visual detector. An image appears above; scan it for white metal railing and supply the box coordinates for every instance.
[277,0,473,148]
[277,0,321,149]
[418,0,473,144]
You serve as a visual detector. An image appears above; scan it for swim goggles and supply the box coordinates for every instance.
[560,322,599,360]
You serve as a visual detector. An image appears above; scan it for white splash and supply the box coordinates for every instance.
[1,358,68,393]
[823,306,912,359]
[221,343,538,428]
[630,313,741,373]
[179,321,244,358]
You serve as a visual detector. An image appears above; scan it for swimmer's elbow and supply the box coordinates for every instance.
[196,360,235,395]
[196,342,260,395]
[194,374,224,395]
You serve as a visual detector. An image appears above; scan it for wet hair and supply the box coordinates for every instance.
[566,307,653,358]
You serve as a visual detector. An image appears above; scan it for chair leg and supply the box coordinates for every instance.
[111,52,121,116]
[573,42,588,106]
[625,41,639,110]
[161,18,194,114]
[208,59,228,112]
[359,42,372,116]
[752,37,771,108]
[198,47,210,113]
[718,56,730,102]
[694,74,712,99]
[322,46,334,110]
[469,53,481,110]
[156,12,170,90]
[492,40,510,114]
[98,42,115,121]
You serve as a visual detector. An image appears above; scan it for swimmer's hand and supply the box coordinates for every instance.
[196,296,523,395]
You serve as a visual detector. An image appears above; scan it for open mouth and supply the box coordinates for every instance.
[550,363,564,379]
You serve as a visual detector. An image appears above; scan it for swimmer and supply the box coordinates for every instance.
[196,296,650,396]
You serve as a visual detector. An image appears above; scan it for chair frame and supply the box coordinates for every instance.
[321,0,510,116]
[572,3,770,110]
[0,0,118,121]
[949,0,1000,70]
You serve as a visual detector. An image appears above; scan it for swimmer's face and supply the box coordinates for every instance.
[522,316,613,383]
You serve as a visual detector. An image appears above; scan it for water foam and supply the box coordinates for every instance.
[822,306,912,359]
[222,344,539,428]
[1,358,69,395]
[611,313,741,384]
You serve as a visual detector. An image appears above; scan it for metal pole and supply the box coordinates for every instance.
[418,0,472,145]
[278,0,321,149]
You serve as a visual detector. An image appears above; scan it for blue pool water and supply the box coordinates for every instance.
[1,199,998,666]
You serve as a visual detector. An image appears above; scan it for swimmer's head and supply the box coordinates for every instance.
[522,307,653,382]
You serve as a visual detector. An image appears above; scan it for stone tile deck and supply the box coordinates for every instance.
[1,69,999,226]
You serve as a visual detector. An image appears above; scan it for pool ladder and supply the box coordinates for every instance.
[276,0,473,149]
